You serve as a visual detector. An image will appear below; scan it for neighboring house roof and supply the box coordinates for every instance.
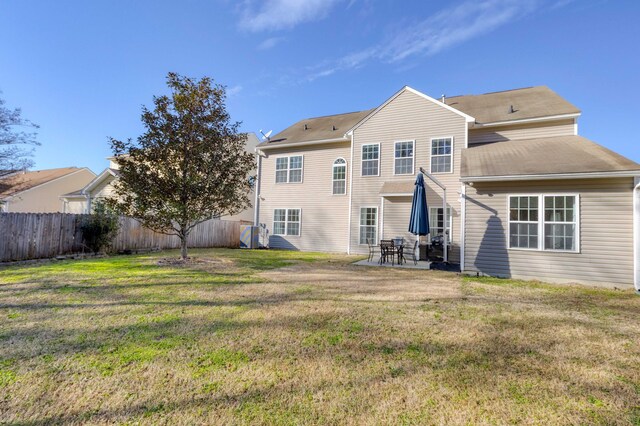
[461,135,640,180]
[0,167,91,199]
[257,110,374,149]
[445,86,581,125]
[82,168,120,194]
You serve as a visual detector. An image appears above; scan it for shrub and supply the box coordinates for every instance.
[80,201,120,254]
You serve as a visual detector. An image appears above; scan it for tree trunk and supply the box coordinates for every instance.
[180,235,188,260]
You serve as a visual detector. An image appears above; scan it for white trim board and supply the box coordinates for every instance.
[472,113,581,128]
[257,137,348,151]
[634,176,640,292]
[462,170,640,183]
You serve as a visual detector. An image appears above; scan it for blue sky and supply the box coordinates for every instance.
[0,0,638,173]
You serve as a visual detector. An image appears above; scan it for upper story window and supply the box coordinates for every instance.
[431,137,452,173]
[394,141,414,175]
[508,194,579,252]
[362,144,379,176]
[332,158,347,195]
[275,155,303,183]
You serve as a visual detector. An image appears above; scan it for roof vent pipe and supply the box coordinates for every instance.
[441,94,446,103]
[332,125,337,131]
[304,124,308,130]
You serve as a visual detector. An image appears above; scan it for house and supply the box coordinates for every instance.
[62,133,261,223]
[0,167,96,213]
[254,86,640,290]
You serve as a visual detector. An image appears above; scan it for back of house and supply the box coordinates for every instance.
[255,85,640,289]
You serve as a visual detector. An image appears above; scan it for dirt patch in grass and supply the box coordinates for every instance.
[0,249,638,425]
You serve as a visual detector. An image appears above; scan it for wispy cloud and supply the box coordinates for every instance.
[257,37,284,50]
[226,85,243,97]
[304,0,543,81]
[239,0,344,32]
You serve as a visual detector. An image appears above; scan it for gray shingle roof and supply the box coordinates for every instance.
[461,135,640,178]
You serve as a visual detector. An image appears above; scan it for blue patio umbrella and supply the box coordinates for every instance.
[408,173,430,236]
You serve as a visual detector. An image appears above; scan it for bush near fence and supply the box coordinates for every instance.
[0,213,241,262]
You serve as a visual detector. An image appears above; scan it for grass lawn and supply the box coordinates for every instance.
[0,249,639,425]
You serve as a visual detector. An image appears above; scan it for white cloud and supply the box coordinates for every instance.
[257,37,284,50]
[305,0,544,81]
[226,85,243,97]
[239,0,344,32]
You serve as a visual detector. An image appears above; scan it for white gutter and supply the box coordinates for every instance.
[634,176,640,293]
[257,137,348,151]
[472,113,581,128]
[462,170,640,183]
[253,148,265,227]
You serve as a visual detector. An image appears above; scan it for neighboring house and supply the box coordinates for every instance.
[62,133,260,223]
[0,167,96,213]
[254,86,640,289]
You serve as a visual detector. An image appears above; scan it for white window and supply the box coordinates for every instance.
[430,207,452,242]
[508,196,539,249]
[507,195,579,252]
[359,207,377,244]
[394,140,414,175]
[275,156,303,183]
[332,158,347,195]
[361,144,379,176]
[273,208,301,236]
[431,138,452,173]
[544,195,577,251]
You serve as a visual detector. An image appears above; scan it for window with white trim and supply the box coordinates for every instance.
[394,141,414,175]
[273,208,301,236]
[509,196,539,249]
[275,156,303,183]
[332,158,347,195]
[361,144,379,176]
[431,138,452,173]
[544,195,576,251]
[508,195,579,251]
[359,207,377,244]
[430,207,452,242]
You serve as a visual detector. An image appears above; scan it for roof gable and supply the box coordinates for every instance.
[346,86,475,135]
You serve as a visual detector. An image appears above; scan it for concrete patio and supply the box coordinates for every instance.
[353,255,432,269]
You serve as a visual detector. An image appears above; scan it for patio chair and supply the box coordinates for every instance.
[379,239,395,265]
[402,240,419,265]
[366,238,376,262]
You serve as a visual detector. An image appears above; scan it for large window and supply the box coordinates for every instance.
[509,196,539,249]
[508,195,579,252]
[359,207,378,244]
[544,195,576,251]
[430,207,452,242]
[273,208,301,236]
[275,156,303,183]
[431,137,452,173]
[394,140,414,175]
[332,158,347,195]
[361,144,379,176]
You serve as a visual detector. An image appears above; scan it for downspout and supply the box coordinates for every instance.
[253,148,264,227]
[634,176,640,293]
[346,132,355,254]
[460,183,466,272]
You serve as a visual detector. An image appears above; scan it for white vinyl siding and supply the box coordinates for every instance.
[275,156,303,183]
[359,207,377,245]
[463,179,631,287]
[273,208,301,236]
[394,140,414,175]
[430,137,452,173]
[361,144,379,176]
[332,158,347,195]
[468,119,576,145]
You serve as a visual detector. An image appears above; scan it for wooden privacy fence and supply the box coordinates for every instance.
[0,213,242,262]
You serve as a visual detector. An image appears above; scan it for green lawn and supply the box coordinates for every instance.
[0,249,639,425]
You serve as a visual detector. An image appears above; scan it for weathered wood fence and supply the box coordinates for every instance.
[0,213,242,262]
